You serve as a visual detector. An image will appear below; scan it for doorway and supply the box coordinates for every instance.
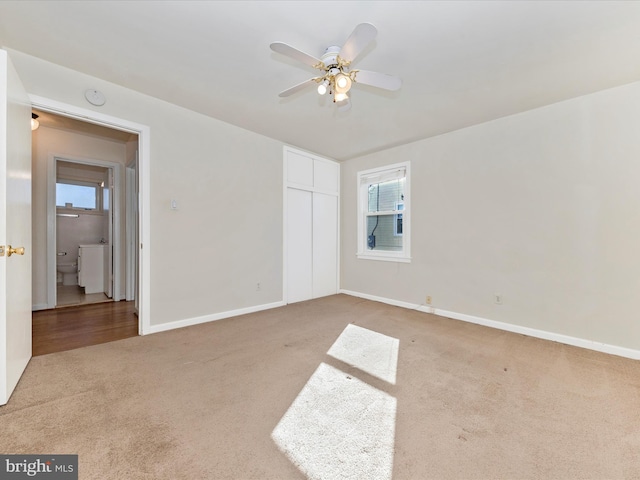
[31,109,138,312]
[29,95,150,336]
[53,158,116,307]
[30,104,148,353]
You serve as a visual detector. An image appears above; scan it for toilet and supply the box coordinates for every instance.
[56,262,78,285]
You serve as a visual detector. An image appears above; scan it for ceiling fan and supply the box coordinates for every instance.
[270,23,402,110]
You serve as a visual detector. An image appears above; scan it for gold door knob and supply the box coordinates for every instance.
[7,245,25,257]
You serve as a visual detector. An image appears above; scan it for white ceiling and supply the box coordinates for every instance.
[2,1,640,161]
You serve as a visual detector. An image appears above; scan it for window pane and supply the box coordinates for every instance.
[56,183,97,209]
[395,212,403,236]
[366,214,403,251]
[368,178,405,212]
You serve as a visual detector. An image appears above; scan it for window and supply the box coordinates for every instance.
[394,202,404,236]
[357,162,410,262]
[56,179,102,212]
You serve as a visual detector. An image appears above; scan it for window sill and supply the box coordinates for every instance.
[357,252,411,263]
[56,208,104,216]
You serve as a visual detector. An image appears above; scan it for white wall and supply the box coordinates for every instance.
[341,81,640,352]
[32,126,127,305]
[12,49,284,326]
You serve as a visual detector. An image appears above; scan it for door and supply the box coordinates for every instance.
[312,192,338,298]
[104,168,114,298]
[0,50,32,405]
[286,188,313,303]
[125,161,138,303]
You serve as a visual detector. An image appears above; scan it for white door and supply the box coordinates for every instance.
[104,168,114,298]
[286,188,313,303]
[0,50,32,405]
[125,161,138,303]
[312,192,338,298]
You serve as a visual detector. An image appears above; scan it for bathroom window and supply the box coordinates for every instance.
[56,179,102,212]
[357,161,410,263]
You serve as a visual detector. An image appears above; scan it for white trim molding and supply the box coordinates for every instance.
[340,289,640,361]
[145,301,286,335]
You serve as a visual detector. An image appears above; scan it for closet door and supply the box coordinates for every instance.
[284,147,339,304]
[287,188,313,303]
[312,192,338,298]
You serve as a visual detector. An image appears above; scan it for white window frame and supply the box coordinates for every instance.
[357,161,411,263]
[56,178,103,214]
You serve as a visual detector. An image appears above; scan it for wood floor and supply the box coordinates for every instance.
[32,301,138,356]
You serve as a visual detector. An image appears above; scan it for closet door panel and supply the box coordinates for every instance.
[287,151,313,187]
[313,159,339,193]
[312,192,338,298]
[287,188,313,303]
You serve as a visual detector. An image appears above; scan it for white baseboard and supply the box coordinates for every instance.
[32,303,49,311]
[339,289,640,360]
[144,300,286,335]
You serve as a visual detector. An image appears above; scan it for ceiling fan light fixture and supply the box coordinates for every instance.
[334,92,349,103]
[317,79,329,95]
[334,73,352,94]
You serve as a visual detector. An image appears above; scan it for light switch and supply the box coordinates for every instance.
[170,199,178,210]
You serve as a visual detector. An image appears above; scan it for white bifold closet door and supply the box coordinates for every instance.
[285,147,339,304]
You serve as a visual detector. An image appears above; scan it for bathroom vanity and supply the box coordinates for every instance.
[78,244,106,294]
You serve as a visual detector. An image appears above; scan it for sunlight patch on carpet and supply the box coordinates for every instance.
[327,324,399,384]
[272,362,396,480]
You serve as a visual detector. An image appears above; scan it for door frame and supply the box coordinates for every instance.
[47,156,121,307]
[30,95,151,335]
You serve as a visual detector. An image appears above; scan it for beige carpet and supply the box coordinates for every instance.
[1,294,639,479]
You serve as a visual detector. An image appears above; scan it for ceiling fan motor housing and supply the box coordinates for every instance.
[321,46,342,68]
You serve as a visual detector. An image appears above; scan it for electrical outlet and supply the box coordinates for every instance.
[494,294,502,305]
[256,282,261,291]
[426,295,432,305]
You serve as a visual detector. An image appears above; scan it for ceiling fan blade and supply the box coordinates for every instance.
[270,42,323,68]
[354,69,402,91]
[278,78,318,97]
[339,23,377,63]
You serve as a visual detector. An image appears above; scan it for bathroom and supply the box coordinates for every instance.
[56,160,113,306]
